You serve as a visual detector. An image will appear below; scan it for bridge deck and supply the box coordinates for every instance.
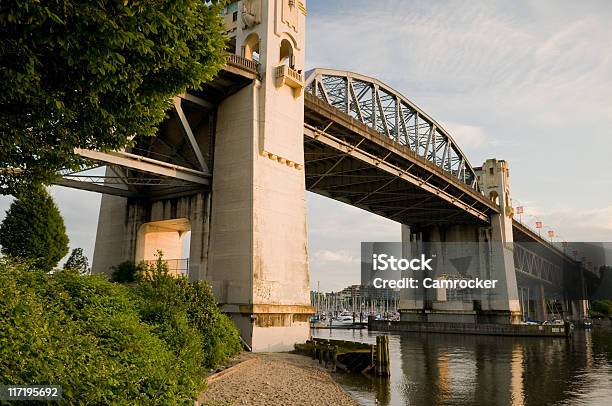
[304,93,498,227]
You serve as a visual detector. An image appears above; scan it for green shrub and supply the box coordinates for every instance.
[0,252,242,403]
[110,260,143,283]
[135,255,242,369]
[0,258,204,404]
[590,300,612,318]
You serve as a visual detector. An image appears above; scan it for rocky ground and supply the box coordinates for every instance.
[197,352,358,406]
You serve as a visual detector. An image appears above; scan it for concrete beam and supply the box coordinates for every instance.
[173,97,209,173]
[178,92,215,110]
[54,178,139,198]
[75,149,209,185]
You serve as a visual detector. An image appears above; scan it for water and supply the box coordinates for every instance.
[313,327,612,405]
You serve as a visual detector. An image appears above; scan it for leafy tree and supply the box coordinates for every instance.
[64,247,90,275]
[0,188,69,270]
[0,0,227,194]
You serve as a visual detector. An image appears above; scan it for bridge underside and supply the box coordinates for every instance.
[304,94,497,228]
[58,64,256,200]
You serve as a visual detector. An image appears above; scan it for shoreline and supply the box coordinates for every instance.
[197,352,358,406]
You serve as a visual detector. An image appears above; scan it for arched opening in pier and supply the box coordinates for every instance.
[135,218,191,277]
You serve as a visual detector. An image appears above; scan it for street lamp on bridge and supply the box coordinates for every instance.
[535,221,542,237]
[515,205,524,223]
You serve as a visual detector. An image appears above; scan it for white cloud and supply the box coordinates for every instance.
[442,122,487,149]
[312,249,358,265]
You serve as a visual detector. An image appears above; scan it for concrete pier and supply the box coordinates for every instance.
[92,0,313,352]
[399,159,522,324]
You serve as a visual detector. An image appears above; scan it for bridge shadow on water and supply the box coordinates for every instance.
[312,327,612,406]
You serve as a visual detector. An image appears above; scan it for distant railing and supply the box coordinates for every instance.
[274,64,304,84]
[226,54,259,75]
[143,258,189,277]
[288,66,304,83]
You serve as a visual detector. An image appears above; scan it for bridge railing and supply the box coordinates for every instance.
[274,65,304,83]
[226,54,259,75]
[143,258,189,278]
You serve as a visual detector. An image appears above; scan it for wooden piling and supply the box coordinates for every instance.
[375,336,390,377]
[294,338,388,376]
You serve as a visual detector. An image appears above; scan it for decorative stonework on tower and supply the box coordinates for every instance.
[478,159,514,242]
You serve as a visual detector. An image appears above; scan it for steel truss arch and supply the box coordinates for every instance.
[305,69,480,191]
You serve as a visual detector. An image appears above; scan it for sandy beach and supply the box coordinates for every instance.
[197,352,358,406]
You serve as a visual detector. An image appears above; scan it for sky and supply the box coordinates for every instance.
[1,0,611,292]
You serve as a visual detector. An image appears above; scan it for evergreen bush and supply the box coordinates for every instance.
[110,260,143,283]
[0,188,68,271]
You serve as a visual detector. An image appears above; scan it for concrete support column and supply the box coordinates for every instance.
[92,191,131,275]
[569,267,589,322]
[535,284,547,322]
[570,300,588,322]
[206,0,312,351]
[475,160,521,324]
[482,212,521,322]
[399,225,426,321]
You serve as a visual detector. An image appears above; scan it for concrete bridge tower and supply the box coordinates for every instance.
[477,159,521,322]
[92,0,312,351]
[208,0,312,351]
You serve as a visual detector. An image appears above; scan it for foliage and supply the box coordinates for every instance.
[63,247,90,275]
[0,249,242,403]
[0,258,204,404]
[589,300,612,318]
[0,188,68,271]
[0,0,227,194]
[135,252,243,369]
[110,260,145,284]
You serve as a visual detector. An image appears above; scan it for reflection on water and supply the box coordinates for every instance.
[312,328,612,406]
